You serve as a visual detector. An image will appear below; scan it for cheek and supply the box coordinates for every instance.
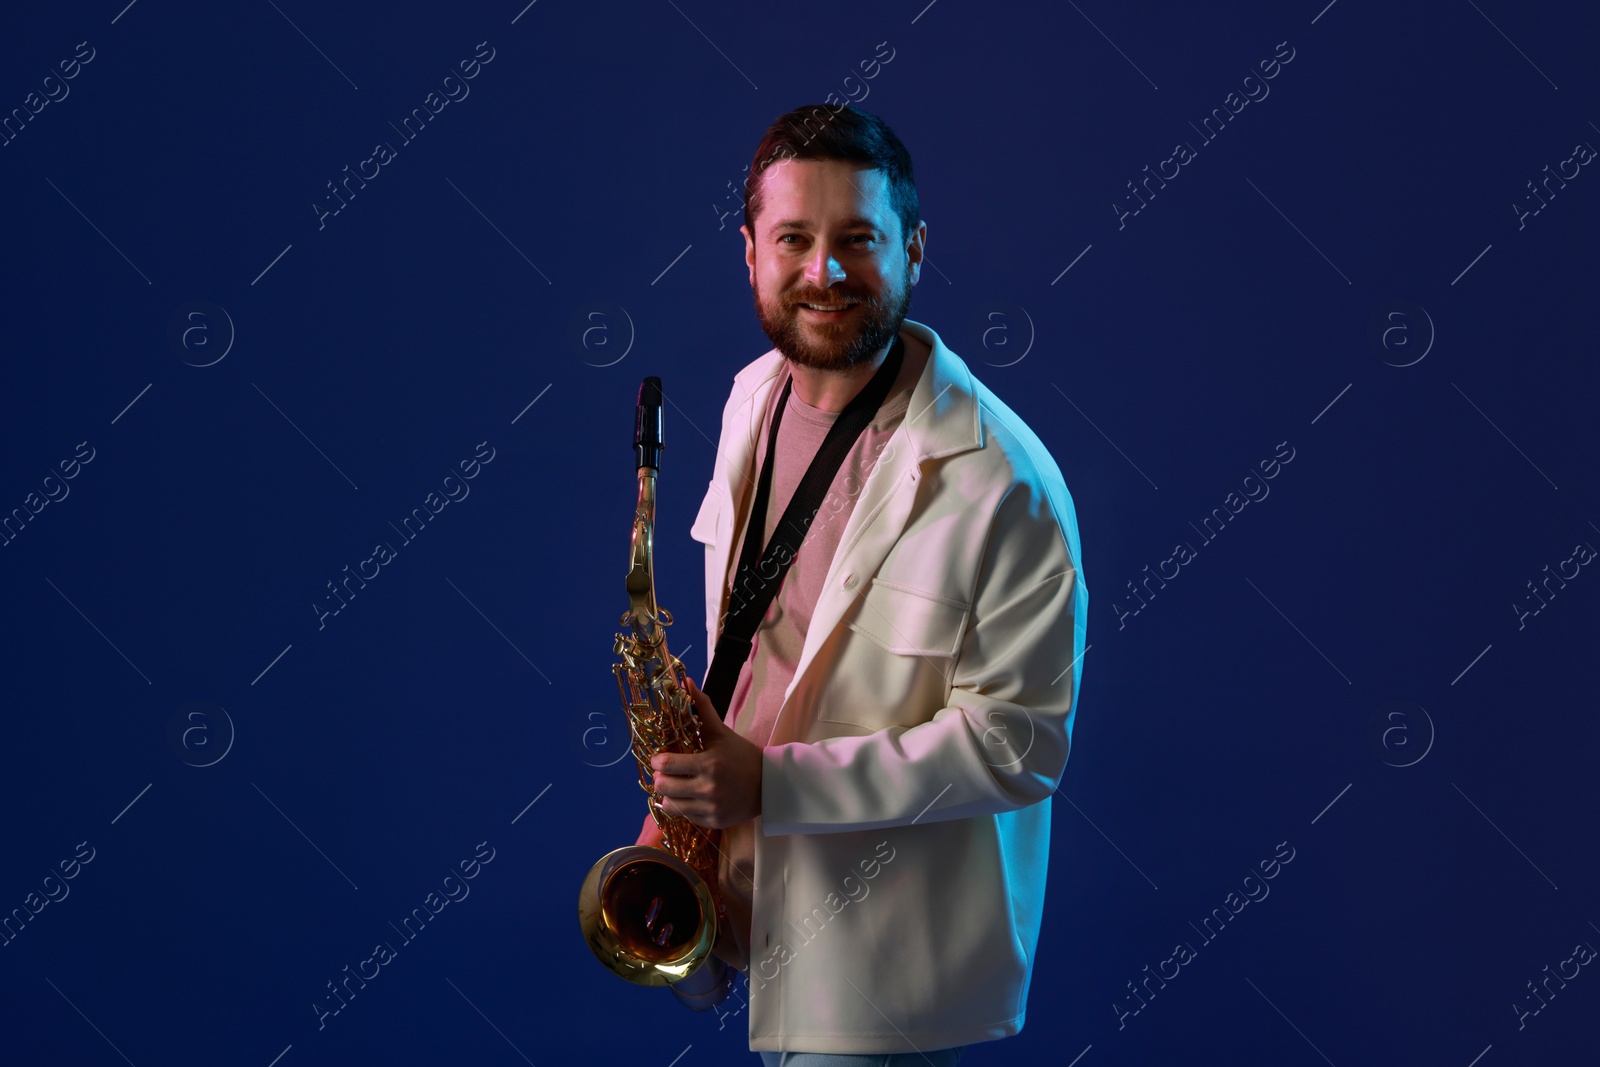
[755,268,783,295]
[871,260,906,291]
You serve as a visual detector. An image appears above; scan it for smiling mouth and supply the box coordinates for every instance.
[797,302,858,315]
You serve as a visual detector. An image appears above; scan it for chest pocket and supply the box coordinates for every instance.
[844,578,969,656]
[819,578,970,730]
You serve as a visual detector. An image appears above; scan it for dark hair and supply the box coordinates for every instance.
[743,104,919,245]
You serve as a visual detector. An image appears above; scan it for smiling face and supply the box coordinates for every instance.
[741,159,925,373]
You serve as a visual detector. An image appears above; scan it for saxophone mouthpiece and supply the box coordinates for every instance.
[635,376,665,471]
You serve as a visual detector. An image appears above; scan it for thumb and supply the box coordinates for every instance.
[683,675,723,730]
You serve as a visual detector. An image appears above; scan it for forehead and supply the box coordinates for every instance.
[755,159,894,232]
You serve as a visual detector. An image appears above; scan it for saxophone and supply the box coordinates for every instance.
[578,376,728,989]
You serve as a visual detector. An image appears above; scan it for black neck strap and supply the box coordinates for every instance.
[701,334,907,719]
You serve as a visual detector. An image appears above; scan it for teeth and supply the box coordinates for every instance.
[803,303,852,311]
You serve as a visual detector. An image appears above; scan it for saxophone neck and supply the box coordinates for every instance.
[625,466,659,624]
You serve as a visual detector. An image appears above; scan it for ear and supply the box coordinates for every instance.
[741,224,756,287]
[905,219,927,287]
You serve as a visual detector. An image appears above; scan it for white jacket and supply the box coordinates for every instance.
[689,319,1088,1054]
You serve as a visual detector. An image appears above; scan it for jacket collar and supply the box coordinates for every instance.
[725,318,983,480]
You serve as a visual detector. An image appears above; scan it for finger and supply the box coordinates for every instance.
[652,752,696,775]
[657,766,710,795]
[662,796,710,824]
[675,803,714,827]
[683,677,722,727]
[652,772,691,796]
[682,676,706,708]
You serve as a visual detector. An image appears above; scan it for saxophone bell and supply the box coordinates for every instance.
[578,843,718,984]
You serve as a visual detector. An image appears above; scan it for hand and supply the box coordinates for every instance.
[650,675,763,829]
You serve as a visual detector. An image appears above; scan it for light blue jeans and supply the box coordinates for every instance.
[759,1048,965,1066]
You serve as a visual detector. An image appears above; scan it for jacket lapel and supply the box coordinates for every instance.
[706,355,786,641]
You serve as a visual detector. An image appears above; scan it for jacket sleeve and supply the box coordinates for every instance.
[759,470,1088,835]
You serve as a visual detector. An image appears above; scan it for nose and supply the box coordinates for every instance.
[804,245,847,290]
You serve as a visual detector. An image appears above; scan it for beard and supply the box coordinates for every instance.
[752,259,915,373]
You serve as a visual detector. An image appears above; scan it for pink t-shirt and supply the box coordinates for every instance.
[713,337,928,972]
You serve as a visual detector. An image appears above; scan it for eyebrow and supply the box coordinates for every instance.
[769,217,884,234]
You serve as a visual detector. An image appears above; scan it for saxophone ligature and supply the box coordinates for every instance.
[578,376,727,988]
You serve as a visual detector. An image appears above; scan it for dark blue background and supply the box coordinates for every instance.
[1,1,1595,1064]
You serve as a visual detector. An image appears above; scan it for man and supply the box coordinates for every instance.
[636,104,1088,1064]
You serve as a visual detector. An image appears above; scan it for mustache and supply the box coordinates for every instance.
[787,289,870,306]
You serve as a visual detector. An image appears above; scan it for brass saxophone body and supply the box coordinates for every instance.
[578,376,725,986]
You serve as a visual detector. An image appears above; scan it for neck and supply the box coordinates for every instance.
[787,334,898,413]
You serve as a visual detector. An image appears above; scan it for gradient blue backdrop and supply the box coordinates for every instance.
[1,1,1596,1064]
